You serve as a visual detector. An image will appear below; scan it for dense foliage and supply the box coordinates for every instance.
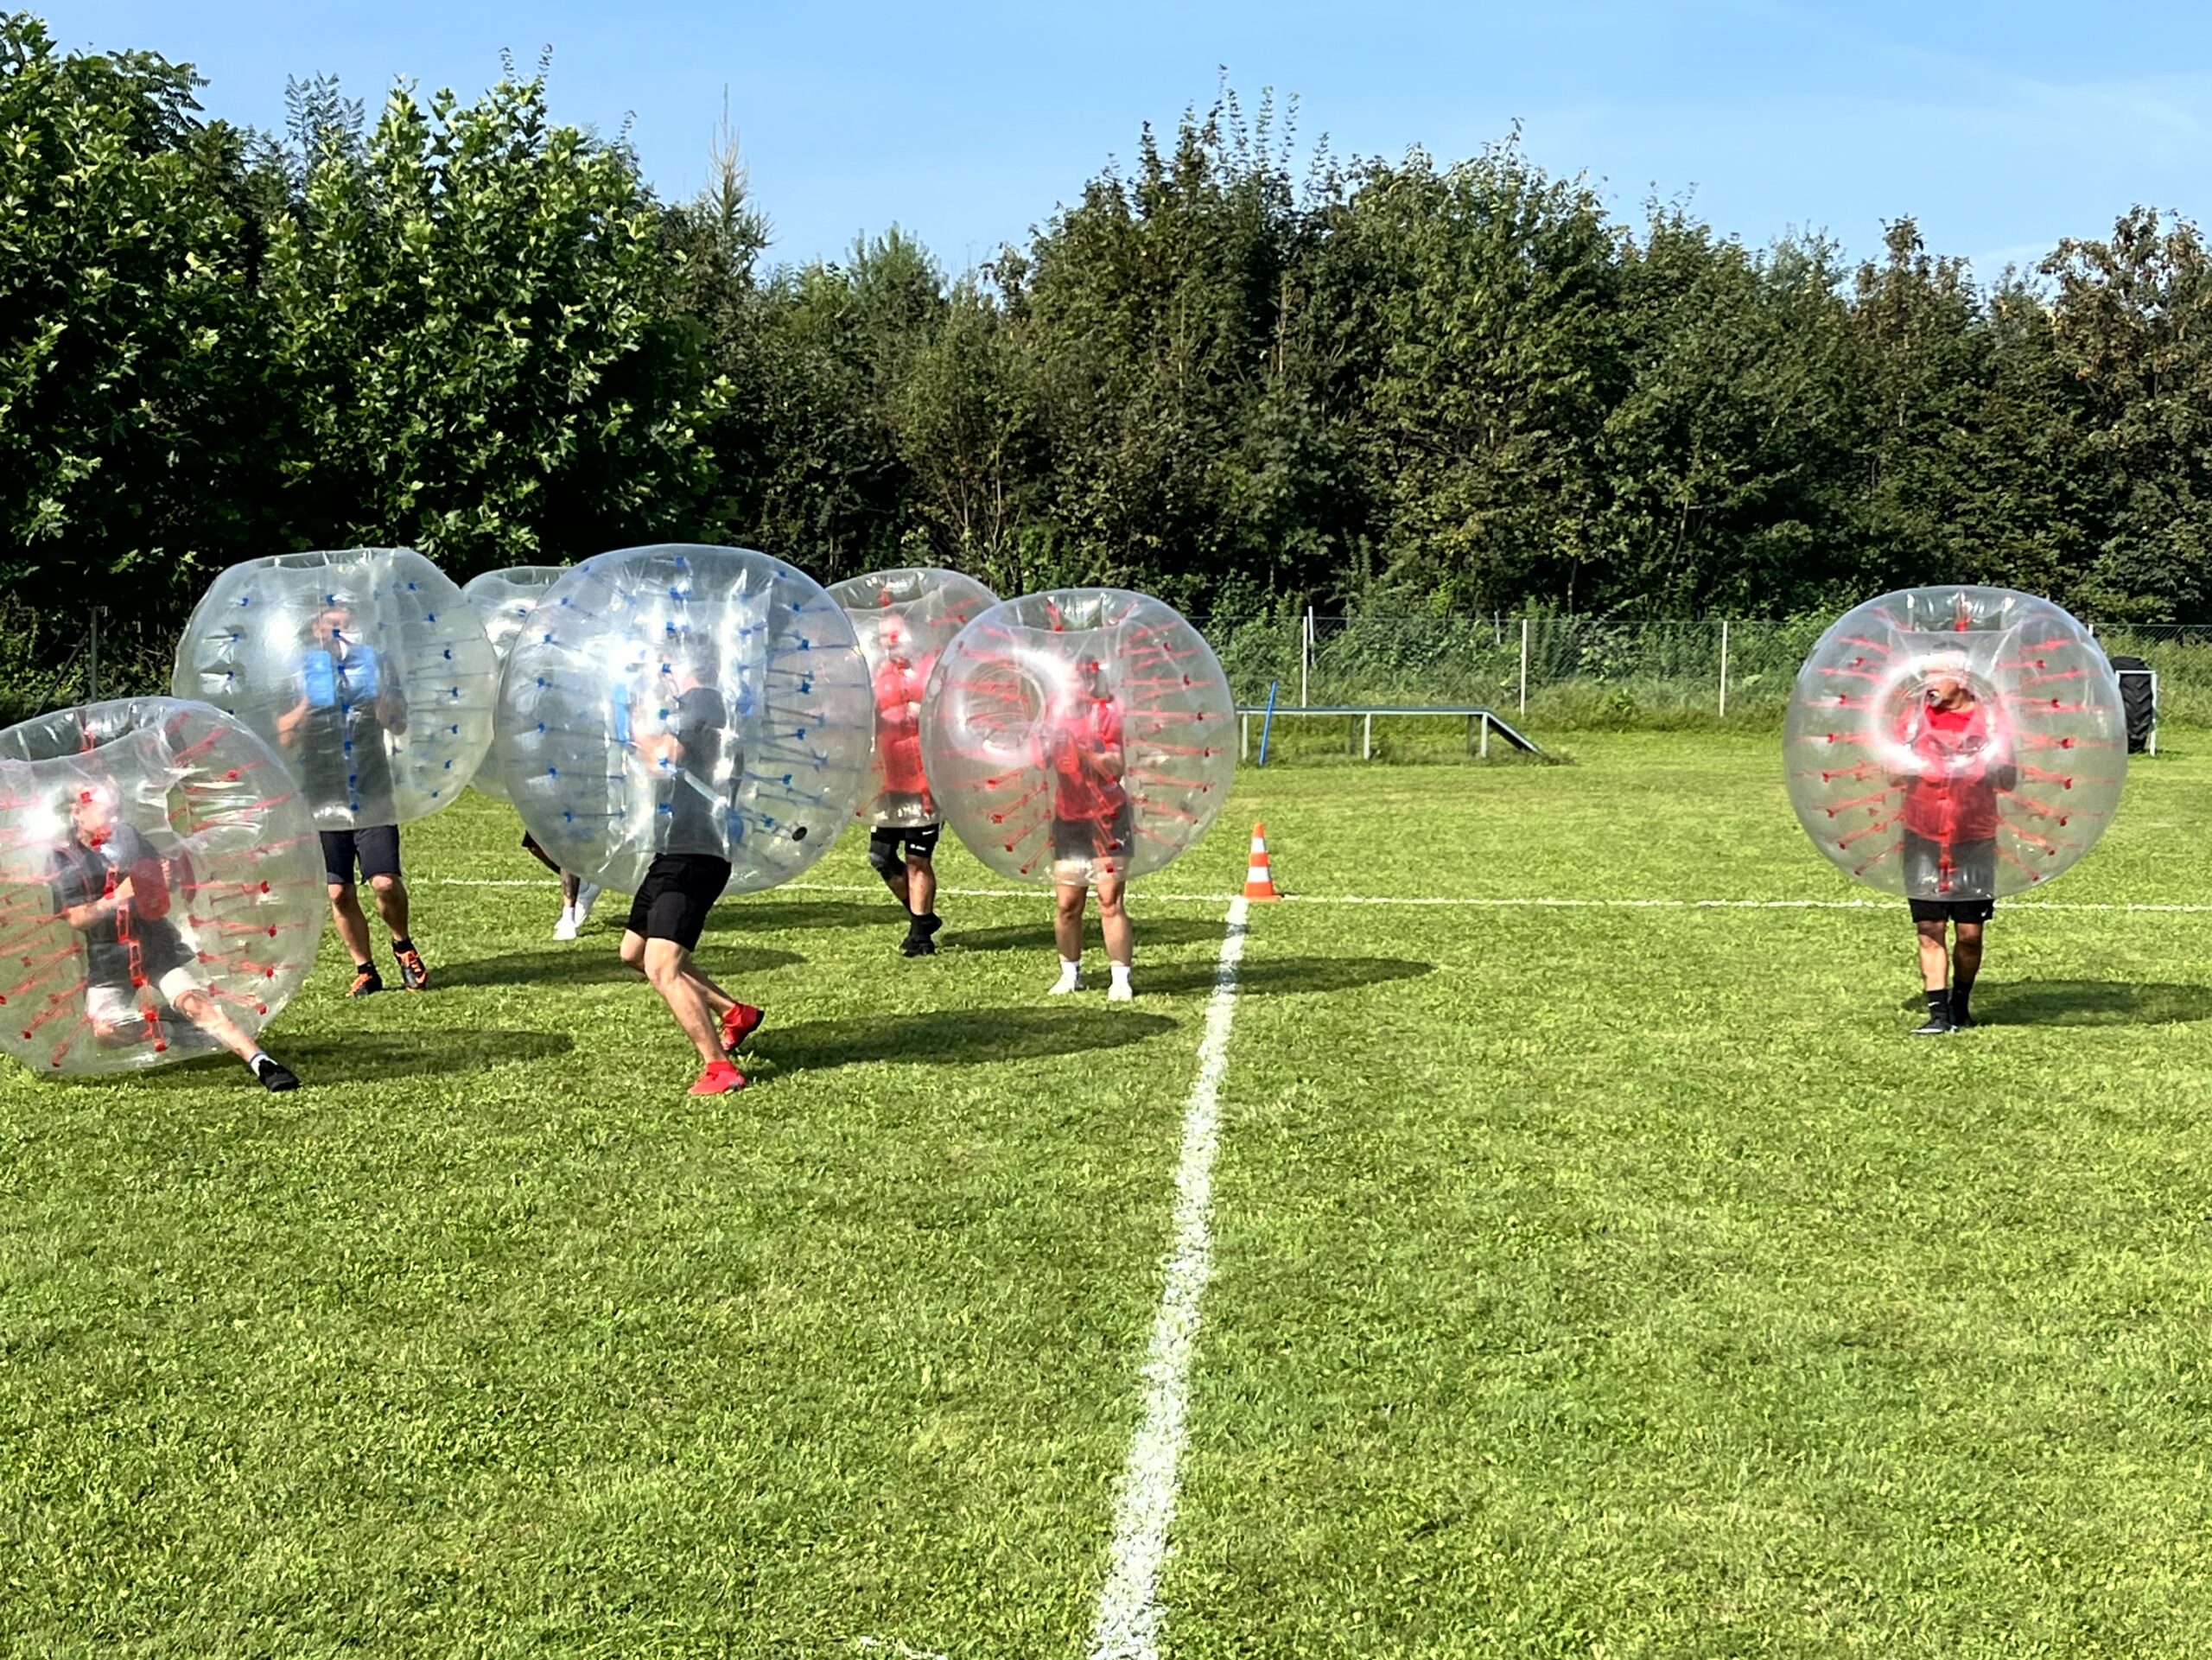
[10,10,2212,680]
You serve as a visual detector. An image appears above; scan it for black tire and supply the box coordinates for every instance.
[2108,654,2156,754]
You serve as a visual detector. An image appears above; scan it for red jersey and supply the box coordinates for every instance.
[1897,699,2004,843]
[1047,695,1128,822]
[873,655,928,796]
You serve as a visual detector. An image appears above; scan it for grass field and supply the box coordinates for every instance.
[7,729,2212,1657]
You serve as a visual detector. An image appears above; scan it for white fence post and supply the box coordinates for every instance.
[1718,618,1729,718]
[1518,617,1529,715]
[1301,607,1312,708]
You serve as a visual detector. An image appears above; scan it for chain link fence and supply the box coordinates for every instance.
[1203,614,1831,726]
[7,603,2212,739]
[1202,614,2212,735]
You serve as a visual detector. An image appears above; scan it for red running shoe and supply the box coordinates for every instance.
[689,1059,747,1096]
[720,1002,764,1055]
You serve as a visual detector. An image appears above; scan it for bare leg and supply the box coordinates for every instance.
[1915,919,1949,991]
[1055,882,1086,962]
[1952,921,1984,993]
[683,960,738,1021]
[623,930,740,1038]
[522,836,563,877]
[643,937,725,1065]
[171,988,262,1065]
[563,870,582,906]
[908,855,936,919]
[368,872,410,943]
[330,881,375,964]
[1096,875,1132,967]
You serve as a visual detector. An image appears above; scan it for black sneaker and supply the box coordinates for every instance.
[1911,1010,1953,1035]
[1950,1005,1976,1031]
[253,1055,300,1092]
[346,965,384,999]
[392,942,429,992]
[901,932,937,957]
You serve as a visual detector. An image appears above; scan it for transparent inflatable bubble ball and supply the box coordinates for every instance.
[0,698,323,1077]
[1784,586,2127,900]
[824,567,1000,830]
[462,565,569,803]
[920,588,1236,887]
[173,548,499,830]
[496,544,874,898]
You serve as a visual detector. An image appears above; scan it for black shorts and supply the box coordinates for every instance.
[321,824,401,886]
[625,853,730,951]
[1052,804,1135,869]
[1903,831,1996,923]
[870,823,942,861]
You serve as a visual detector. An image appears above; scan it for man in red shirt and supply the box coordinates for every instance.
[864,620,944,957]
[1893,652,2013,1034]
[1045,658,1136,1000]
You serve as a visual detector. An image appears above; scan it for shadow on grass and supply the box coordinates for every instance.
[434,944,804,988]
[84,1027,575,1090]
[715,897,890,932]
[1967,980,2212,1027]
[1139,955,1435,997]
[944,916,1229,954]
[755,1005,1175,1075]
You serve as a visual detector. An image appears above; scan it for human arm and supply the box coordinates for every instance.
[59,878,133,932]
[275,696,312,747]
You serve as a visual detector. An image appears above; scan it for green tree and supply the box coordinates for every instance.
[0,14,282,630]
[261,63,722,570]
[2043,207,2212,619]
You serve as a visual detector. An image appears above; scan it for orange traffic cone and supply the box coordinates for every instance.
[1243,823,1281,901]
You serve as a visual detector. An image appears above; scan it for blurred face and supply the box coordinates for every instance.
[314,607,353,648]
[68,787,115,843]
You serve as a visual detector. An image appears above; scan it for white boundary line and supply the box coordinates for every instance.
[434,877,2212,915]
[1088,894,1250,1660]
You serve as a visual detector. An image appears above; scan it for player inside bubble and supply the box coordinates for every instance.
[43,781,296,1087]
[1785,585,2127,1034]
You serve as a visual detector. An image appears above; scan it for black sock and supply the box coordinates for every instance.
[354,959,378,974]
[1925,989,1950,1019]
[1951,984,1973,1018]
[391,938,414,956]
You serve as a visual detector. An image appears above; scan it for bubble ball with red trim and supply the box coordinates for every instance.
[1784,587,2127,900]
[920,588,1236,887]
[824,567,1000,829]
[494,544,874,897]
[172,547,499,829]
[0,698,323,1077]
[461,565,567,803]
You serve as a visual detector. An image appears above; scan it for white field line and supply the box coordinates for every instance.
[1089,894,1250,1660]
[434,877,2212,915]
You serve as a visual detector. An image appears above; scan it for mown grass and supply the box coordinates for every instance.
[1173,731,2212,1657]
[6,729,2212,1655]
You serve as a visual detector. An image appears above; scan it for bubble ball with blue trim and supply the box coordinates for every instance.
[172,548,498,828]
[461,565,568,803]
[494,544,874,897]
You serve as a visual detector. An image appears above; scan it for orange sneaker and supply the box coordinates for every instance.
[346,965,384,999]
[720,1002,764,1055]
[689,1059,747,1096]
[391,942,429,992]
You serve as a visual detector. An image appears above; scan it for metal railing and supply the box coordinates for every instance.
[1199,612,1829,716]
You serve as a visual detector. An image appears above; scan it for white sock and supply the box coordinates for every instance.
[246,1049,269,1073]
[1055,957,1082,985]
[1110,964,1132,989]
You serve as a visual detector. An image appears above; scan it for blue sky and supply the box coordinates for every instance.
[40,0,2212,280]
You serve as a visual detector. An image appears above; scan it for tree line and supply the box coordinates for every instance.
[10,9,2212,694]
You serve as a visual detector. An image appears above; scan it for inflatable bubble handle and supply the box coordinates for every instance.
[127,856,171,921]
